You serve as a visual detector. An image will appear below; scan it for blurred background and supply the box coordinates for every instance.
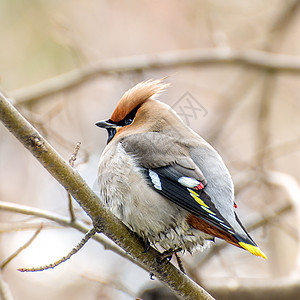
[0,0,300,299]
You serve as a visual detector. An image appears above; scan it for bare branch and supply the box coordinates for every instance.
[0,200,141,269]
[1,224,43,270]
[265,0,300,50]
[0,222,59,233]
[264,170,300,273]
[9,48,300,105]
[0,91,214,299]
[67,142,82,222]
[67,192,76,223]
[255,72,276,168]
[69,142,81,167]
[83,273,136,298]
[0,273,14,300]
[19,227,96,272]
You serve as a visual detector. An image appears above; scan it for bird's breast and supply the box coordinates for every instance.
[98,142,212,251]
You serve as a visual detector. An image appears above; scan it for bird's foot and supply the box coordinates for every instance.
[157,248,182,263]
[174,252,185,273]
[158,249,173,263]
[142,239,151,254]
[156,248,185,273]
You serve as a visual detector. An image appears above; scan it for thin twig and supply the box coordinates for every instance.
[207,70,259,143]
[67,142,81,222]
[83,273,137,298]
[264,0,300,51]
[0,224,43,270]
[255,71,276,169]
[262,137,300,162]
[0,200,138,267]
[27,110,90,162]
[264,170,300,273]
[18,227,97,272]
[67,193,76,223]
[9,48,300,105]
[69,142,81,167]
[0,222,58,233]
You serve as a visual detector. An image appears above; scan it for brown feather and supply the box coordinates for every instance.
[110,79,170,122]
[187,214,241,248]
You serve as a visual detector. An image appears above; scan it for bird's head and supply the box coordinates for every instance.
[96,79,175,143]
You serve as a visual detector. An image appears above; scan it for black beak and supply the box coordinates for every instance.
[95,120,117,129]
[96,120,118,143]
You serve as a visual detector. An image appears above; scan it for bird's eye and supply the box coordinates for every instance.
[124,118,133,125]
[120,105,140,126]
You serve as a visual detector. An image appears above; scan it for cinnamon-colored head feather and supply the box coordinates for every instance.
[110,79,170,122]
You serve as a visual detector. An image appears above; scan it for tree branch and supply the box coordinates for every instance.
[0,200,140,268]
[18,227,97,272]
[0,273,14,300]
[1,224,43,270]
[10,48,300,105]
[0,90,214,299]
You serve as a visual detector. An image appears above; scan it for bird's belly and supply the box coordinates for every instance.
[98,144,212,252]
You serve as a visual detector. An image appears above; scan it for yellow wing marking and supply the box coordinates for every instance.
[189,192,209,208]
[200,206,215,215]
[188,188,199,196]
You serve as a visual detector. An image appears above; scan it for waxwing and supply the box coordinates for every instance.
[96,79,267,259]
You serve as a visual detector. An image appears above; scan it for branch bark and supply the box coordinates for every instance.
[0,90,214,299]
[10,48,300,105]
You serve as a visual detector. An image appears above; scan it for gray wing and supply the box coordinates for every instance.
[120,132,242,239]
[120,132,207,185]
[120,132,259,249]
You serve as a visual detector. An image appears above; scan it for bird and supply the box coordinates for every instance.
[96,78,267,260]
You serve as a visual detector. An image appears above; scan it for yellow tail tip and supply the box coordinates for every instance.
[239,242,268,259]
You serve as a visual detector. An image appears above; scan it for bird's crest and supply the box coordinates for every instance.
[110,79,170,122]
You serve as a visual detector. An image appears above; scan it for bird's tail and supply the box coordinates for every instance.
[233,213,267,259]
